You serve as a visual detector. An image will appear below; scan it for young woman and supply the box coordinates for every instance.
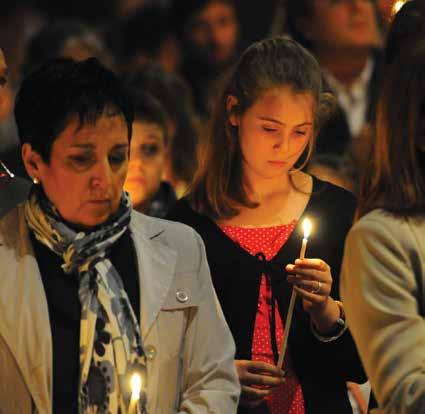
[341,2,425,413]
[168,36,366,413]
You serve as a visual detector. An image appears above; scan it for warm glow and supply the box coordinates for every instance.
[302,218,312,239]
[130,373,142,400]
[392,0,407,15]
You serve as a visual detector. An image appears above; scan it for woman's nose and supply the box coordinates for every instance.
[90,161,112,192]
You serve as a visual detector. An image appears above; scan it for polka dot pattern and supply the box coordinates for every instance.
[221,222,305,414]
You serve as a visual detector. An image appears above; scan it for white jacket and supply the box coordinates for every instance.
[0,205,240,413]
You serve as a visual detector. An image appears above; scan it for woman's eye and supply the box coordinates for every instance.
[70,155,92,166]
[141,144,160,158]
[109,152,127,165]
[295,130,307,136]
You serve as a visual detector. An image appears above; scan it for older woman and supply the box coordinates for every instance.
[0,57,240,413]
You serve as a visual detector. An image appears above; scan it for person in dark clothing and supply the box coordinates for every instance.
[0,48,31,216]
[167,36,366,413]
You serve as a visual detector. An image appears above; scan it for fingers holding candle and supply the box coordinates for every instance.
[235,360,285,407]
[286,258,333,309]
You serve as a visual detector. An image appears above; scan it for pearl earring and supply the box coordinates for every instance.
[32,177,40,185]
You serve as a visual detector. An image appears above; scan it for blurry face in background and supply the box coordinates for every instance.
[124,120,166,212]
[187,1,239,67]
[0,49,13,121]
[307,0,381,51]
[23,115,129,228]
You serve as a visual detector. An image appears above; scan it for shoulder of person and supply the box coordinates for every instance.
[0,203,25,246]
[130,209,206,266]
[350,209,425,248]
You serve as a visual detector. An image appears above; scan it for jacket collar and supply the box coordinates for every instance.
[129,211,178,338]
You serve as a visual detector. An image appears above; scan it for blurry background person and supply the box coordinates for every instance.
[105,4,181,74]
[0,57,240,413]
[341,1,425,413]
[0,48,31,217]
[286,0,383,191]
[21,19,114,77]
[124,65,200,198]
[171,0,240,117]
[124,90,176,217]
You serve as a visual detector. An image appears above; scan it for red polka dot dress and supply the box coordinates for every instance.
[221,222,305,414]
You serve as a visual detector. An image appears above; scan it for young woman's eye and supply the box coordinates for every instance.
[295,130,307,136]
[109,152,127,165]
[141,144,160,158]
[262,126,277,132]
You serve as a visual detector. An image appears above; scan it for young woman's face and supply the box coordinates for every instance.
[230,86,314,183]
[23,115,129,228]
[124,121,166,212]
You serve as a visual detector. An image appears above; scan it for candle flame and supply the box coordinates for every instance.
[130,373,142,400]
[302,218,312,239]
[392,0,407,16]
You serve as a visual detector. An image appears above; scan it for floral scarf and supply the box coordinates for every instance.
[25,188,147,414]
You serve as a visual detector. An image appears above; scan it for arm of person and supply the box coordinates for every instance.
[178,230,241,413]
[340,213,425,414]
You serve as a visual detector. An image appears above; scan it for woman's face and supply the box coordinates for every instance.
[124,120,166,212]
[230,86,314,183]
[25,115,129,228]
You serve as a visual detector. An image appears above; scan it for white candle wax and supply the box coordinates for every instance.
[277,219,311,368]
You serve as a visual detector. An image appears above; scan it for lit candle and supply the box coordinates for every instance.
[277,218,312,369]
[128,373,142,414]
[392,0,407,16]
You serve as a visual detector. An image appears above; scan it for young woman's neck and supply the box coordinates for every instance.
[316,47,371,87]
[244,172,293,203]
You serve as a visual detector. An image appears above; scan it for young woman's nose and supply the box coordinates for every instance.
[273,133,290,152]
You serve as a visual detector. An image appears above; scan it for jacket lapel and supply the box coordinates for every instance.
[0,205,52,413]
[129,212,178,339]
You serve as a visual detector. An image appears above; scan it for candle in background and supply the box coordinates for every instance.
[277,218,313,369]
[128,372,142,414]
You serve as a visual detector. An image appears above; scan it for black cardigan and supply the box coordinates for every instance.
[167,177,366,414]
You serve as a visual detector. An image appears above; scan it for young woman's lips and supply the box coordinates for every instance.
[268,160,287,167]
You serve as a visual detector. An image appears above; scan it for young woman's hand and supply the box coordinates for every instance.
[286,258,341,333]
[235,359,285,407]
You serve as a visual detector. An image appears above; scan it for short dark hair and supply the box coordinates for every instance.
[123,64,199,184]
[15,57,133,163]
[129,90,168,144]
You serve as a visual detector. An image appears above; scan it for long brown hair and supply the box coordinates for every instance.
[189,36,332,219]
[357,1,425,218]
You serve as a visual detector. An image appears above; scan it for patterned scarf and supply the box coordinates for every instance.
[25,188,147,414]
